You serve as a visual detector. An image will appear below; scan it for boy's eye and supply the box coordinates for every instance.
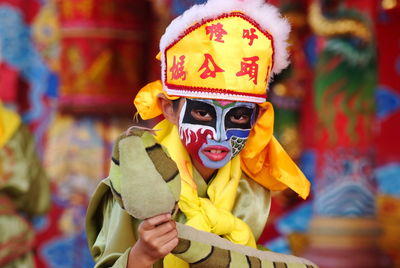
[226,107,254,126]
[191,109,213,121]
[230,114,250,124]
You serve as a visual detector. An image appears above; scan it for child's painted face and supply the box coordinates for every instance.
[178,98,258,169]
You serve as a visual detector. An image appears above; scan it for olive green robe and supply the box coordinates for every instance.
[86,141,271,268]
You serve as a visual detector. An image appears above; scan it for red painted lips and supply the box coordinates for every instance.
[202,145,230,161]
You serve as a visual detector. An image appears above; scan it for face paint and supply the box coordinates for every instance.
[178,98,257,169]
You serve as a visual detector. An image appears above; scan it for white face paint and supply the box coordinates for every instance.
[179,122,215,146]
[178,98,257,169]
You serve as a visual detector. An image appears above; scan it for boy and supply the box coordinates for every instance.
[86,0,312,267]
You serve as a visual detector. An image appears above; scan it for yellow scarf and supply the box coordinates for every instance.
[154,119,256,267]
[0,102,21,149]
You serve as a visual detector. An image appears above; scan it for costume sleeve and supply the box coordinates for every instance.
[233,175,271,241]
[15,125,50,216]
[86,179,138,268]
[0,124,50,216]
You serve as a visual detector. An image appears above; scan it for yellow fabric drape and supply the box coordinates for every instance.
[0,102,21,149]
[134,80,311,199]
[240,102,311,199]
[153,120,256,267]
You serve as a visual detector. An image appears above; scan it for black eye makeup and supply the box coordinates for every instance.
[182,99,217,127]
[225,106,256,129]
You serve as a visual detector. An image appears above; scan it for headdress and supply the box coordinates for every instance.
[159,0,290,102]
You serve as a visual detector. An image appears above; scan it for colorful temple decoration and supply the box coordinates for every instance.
[302,0,390,267]
[34,1,152,267]
[35,115,131,268]
[309,0,377,216]
[270,0,311,161]
[0,1,152,267]
[375,2,400,266]
[32,0,60,72]
[170,0,207,16]
[0,0,58,154]
[58,0,150,116]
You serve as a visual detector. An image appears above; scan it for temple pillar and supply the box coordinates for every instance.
[375,2,400,267]
[301,0,390,267]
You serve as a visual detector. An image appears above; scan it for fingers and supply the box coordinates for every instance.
[135,213,179,263]
[145,230,178,258]
[154,220,176,237]
[158,236,179,255]
[153,222,178,246]
[139,218,177,246]
[140,213,171,231]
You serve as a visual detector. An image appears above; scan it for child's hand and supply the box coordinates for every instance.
[128,213,178,267]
